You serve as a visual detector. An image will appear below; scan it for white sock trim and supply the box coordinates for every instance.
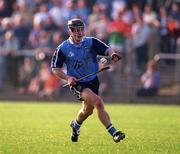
[113,130,119,136]
[107,125,113,131]
[75,120,81,126]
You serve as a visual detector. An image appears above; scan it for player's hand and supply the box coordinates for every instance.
[67,76,77,86]
[111,53,122,62]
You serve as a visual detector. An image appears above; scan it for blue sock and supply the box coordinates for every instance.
[73,120,81,130]
[106,124,118,136]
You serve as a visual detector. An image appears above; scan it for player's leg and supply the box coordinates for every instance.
[76,101,94,124]
[70,100,94,142]
[81,88,111,127]
[81,88,125,142]
[71,101,94,134]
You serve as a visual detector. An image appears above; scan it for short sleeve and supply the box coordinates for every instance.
[51,47,65,68]
[92,37,109,56]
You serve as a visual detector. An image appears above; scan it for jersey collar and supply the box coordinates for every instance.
[68,37,85,45]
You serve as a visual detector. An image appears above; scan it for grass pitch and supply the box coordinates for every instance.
[0,101,180,154]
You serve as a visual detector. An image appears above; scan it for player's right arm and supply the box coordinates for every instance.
[52,68,77,86]
[51,48,77,86]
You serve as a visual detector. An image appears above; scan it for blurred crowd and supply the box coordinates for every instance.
[0,0,180,98]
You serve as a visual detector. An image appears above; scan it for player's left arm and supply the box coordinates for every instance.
[107,48,122,62]
[92,37,122,62]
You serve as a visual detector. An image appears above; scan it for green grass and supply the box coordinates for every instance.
[0,101,180,154]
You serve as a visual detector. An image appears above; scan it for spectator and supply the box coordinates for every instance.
[28,76,39,95]
[2,30,20,88]
[143,3,158,25]
[169,2,180,21]
[136,59,160,96]
[35,30,52,61]
[0,17,13,38]
[111,0,126,20]
[42,15,58,32]
[65,0,78,20]
[87,3,107,38]
[131,3,142,19]
[88,12,110,43]
[39,71,61,99]
[143,3,160,60]
[96,0,112,17]
[18,57,36,94]
[50,30,64,49]
[108,11,126,53]
[33,2,49,26]
[48,0,68,29]
[168,2,180,60]
[87,3,101,26]
[131,14,150,73]
[28,21,43,49]
[0,0,14,20]
[38,30,51,48]
[158,5,171,65]
[12,14,31,48]
[76,0,90,24]
[28,61,61,99]
[12,0,34,25]
[107,10,127,72]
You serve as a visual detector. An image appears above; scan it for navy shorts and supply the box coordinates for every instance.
[70,77,99,101]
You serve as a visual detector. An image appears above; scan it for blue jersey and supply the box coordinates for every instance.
[51,37,109,82]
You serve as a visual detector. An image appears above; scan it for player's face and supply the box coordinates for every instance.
[69,26,85,44]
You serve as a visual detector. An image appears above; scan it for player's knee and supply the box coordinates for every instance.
[94,96,104,110]
[83,107,94,116]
